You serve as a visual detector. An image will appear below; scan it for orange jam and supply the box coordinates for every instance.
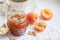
[7,13,28,36]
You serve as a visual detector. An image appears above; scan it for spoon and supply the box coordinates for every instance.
[0,24,9,36]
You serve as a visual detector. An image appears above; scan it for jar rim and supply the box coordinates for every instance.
[10,0,28,3]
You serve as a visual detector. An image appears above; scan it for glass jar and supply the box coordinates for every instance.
[7,11,29,36]
[0,0,5,27]
[0,0,5,15]
[8,0,28,11]
[6,0,36,13]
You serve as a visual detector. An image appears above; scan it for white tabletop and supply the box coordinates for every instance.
[0,0,60,40]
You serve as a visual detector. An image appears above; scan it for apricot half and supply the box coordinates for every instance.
[34,22,46,31]
[27,12,37,24]
[40,9,53,20]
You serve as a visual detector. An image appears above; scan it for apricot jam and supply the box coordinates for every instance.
[7,13,28,36]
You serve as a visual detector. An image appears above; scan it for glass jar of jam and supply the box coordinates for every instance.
[7,11,28,36]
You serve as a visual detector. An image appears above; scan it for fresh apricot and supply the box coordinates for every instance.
[27,12,37,24]
[40,9,53,20]
[34,22,46,31]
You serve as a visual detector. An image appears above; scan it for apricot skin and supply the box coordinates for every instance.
[27,12,37,24]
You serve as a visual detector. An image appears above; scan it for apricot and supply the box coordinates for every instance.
[34,22,46,31]
[40,9,53,20]
[27,12,37,24]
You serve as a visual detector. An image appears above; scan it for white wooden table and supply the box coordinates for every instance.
[0,0,60,40]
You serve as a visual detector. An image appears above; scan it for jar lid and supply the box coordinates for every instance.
[11,0,27,2]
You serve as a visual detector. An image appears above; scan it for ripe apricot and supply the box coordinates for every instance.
[34,22,46,31]
[40,9,53,20]
[27,12,37,24]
